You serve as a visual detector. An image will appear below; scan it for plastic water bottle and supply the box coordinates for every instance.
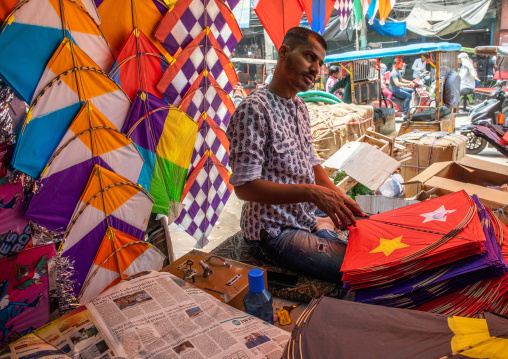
[243,269,274,324]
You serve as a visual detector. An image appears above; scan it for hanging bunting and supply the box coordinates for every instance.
[335,0,354,30]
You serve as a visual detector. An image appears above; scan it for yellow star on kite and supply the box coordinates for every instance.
[370,236,409,256]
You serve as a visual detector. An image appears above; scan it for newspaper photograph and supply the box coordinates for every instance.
[7,334,67,359]
[35,306,120,359]
[87,270,290,359]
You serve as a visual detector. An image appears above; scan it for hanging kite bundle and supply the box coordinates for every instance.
[0,1,173,343]
[341,191,508,309]
[154,0,242,247]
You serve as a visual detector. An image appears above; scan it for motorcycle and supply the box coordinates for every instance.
[459,86,508,154]
[375,71,434,117]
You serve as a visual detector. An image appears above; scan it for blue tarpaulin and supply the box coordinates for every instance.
[367,18,406,40]
[325,42,462,63]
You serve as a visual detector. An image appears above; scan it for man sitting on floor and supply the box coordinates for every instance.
[226,27,366,283]
[389,59,414,120]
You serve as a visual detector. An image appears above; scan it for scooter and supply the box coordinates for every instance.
[459,86,508,154]
[374,72,433,117]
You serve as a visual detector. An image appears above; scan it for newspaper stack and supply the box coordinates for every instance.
[3,271,290,359]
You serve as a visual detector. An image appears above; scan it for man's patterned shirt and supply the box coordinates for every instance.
[226,87,320,242]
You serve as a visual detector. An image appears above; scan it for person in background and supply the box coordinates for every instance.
[265,68,275,85]
[487,56,497,81]
[389,59,414,120]
[458,52,479,112]
[412,56,426,79]
[326,66,340,93]
[329,63,351,103]
[226,27,366,282]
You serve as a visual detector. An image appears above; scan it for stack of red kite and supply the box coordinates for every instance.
[416,210,508,317]
[342,190,508,309]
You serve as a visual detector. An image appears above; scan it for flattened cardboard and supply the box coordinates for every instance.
[323,142,400,191]
[408,157,508,225]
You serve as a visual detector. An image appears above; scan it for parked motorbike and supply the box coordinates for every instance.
[375,72,433,116]
[459,86,508,154]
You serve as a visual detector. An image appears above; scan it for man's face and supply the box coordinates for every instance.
[331,72,340,79]
[280,38,326,93]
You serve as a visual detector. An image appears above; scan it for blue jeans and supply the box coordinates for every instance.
[391,87,413,116]
[248,220,348,283]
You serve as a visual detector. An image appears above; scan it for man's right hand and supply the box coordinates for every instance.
[309,186,357,229]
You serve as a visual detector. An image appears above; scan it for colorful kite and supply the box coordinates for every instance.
[0,0,18,22]
[79,226,165,304]
[300,0,335,34]
[10,40,131,178]
[0,244,56,349]
[178,70,236,129]
[123,91,198,214]
[61,165,156,298]
[353,195,507,308]
[284,297,508,359]
[109,28,168,101]
[188,113,229,176]
[0,0,112,103]
[154,0,243,57]
[341,191,487,291]
[252,0,304,50]
[156,29,238,105]
[96,0,171,62]
[175,150,233,247]
[25,101,145,232]
[416,208,508,317]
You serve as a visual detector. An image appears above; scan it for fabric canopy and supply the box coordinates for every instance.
[405,0,492,37]
[325,42,461,63]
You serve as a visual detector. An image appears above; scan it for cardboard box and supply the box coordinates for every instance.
[160,250,266,311]
[396,132,467,197]
[407,156,508,225]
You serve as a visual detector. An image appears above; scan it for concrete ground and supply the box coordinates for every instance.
[170,113,508,259]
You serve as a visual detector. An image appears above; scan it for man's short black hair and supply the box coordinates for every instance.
[329,66,339,74]
[281,27,327,52]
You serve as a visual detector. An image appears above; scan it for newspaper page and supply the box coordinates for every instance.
[87,270,290,359]
[7,334,68,359]
[34,306,123,359]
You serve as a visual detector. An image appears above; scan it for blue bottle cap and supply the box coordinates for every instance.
[247,269,265,293]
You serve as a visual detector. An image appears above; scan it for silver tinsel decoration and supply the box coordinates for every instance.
[9,169,37,201]
[54,252,80,315]
[29,221,64,247]
[0,79,16,145]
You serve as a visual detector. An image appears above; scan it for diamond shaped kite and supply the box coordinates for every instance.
[154,0,243,57]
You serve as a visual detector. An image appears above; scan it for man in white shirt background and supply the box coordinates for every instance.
[412,56,426,79]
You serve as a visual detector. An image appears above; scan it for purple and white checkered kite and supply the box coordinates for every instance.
[154,0,243,57]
